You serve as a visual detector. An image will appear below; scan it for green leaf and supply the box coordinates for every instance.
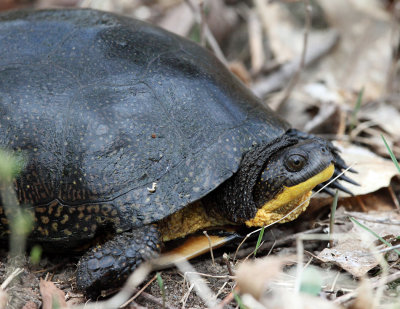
[30,245,42,265]
[350,216,400,256]
[0,148,26,181]
[300,267,323,296]
[254,226,265,257]
[156,272,166,309]
[233,292,248,309]
[382,135,400,174]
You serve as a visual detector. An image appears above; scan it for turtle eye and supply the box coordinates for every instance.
[285,154,306,172]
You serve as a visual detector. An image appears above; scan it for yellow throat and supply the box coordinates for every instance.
[245,164,335,227]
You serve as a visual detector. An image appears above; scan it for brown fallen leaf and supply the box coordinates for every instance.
[236,256,288,300]
[0,289,8,309]
[39,278,67,309]
[348,280,374,309]
[318,210,400,277]
[333,143,399,197]
[157,2,194,36]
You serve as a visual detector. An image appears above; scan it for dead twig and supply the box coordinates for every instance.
[334,269,400,305]
[120,274,157,308]
[184,0,228,65]
[0,268,23,290]
[203,231,215,265]
[251,29,339,98]
[176,259,218,308]
[137,291,178,309]
[212,292,234,309]
[248,9,265,75]
[73,263,152,309]
[223,253,235,277]
[277,0,311,108]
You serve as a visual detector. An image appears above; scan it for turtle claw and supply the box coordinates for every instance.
[315,185,335,196]
[337,174,359,186]
[328,181,354,196]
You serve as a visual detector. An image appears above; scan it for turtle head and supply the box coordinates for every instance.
[245,139,334,227]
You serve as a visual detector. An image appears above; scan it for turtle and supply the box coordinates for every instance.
[0,8,354,295]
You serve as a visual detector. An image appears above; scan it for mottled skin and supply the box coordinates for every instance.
[0,9,350,295]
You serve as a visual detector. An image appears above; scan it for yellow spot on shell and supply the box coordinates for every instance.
[41,216,49,224]
[55,206,63,217]
[51,223,58,231]
[61,214,69,224]
[36,207,46,214]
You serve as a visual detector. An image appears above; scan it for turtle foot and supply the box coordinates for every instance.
[76,224,161,297]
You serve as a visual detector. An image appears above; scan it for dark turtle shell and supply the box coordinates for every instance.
[0,9,289,241]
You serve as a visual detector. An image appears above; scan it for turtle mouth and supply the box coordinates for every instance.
[245,164,334,227]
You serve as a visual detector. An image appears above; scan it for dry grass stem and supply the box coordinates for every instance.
[334,271,400,305]
[251,29,339,98]
[180,282,194,309]
[248,10,265,75]
[203,231,215,265]
[120,274,157,308]
[184,0,227,65]
[176,259,218,308]
[0,268,23,290]
[73,262,152,309]
[278,0,311,108]
[222,253,234,277]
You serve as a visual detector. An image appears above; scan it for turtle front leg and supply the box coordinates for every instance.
[76,224,161,296]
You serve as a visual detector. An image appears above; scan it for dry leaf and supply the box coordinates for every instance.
[236,256,287,300]
[318,210,400,277]
[333,143,399,196]
[359,104,400,139]
[39,279,67,309]
[157,3,194,36]
[348,279,374,309]
[0,290,8,309]
[317,0,391,99]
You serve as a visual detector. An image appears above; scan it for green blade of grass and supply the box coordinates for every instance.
[30,245,42,265]
[253,226,265,257]
[156,272,166,309]
[349,216,400,255]
[233,292,247,309]
[381,135,400,174]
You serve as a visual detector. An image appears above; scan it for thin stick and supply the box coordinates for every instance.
[0,268,23,290]
[180,283,195,309]
[184,0,228,65]
[120,274,157,308]
[294,236,304,294]
[203,231,215,265]
[176,259,218,308]
[212,292,234,309]
[388,185,400,210]
[223,253,234,277]
[278,0,311,107]
[73,263,152,309]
